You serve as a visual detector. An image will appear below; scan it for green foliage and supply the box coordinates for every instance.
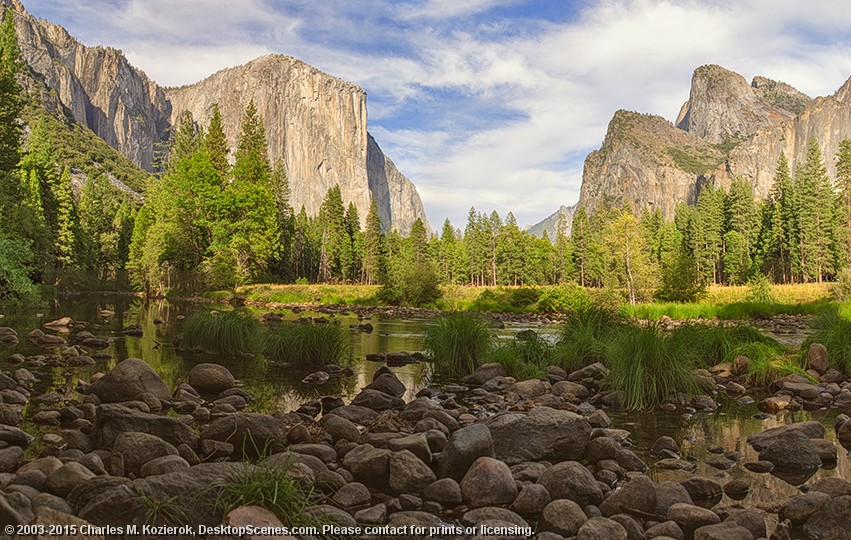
[263,323,349,366]
[136,491,187,526]
[490,331,553,379]
[745,274,775,303]
[377,261,442,307]
[551,306,622,371]
[0,7,23,174]
[536,283,592,313]
[732,342,808,386]
[0,227,35,300]
[832,268,851,301]
[181,311,260,355]
[423,312,494,378]
[603,325,701,410]
[214,464,326,529]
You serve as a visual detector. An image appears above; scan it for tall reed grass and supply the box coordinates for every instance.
[804,303,851,374]
[423,313,494,378]
[181,311,260,355]
[263,323,349,366]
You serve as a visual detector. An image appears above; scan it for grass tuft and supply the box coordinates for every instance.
[423,312,494,378]
[603,325,701,410]
[804,304,851,374]
[263,323,350,366]
[181,310,260,355]
[215,463,326,529]
[489,331,553,379]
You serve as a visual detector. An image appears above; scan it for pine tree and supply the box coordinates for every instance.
[835,138,851,269]
[317,185,346,281]
[723,178,758,282]
[600,208,658,305]
[409,218,428,265]
[363,199,384,285]
[0,7,22,175]
[553,211,575,283]
[53,167,75,271]
[206,103,229,177]
[796,139,836,283]
[571,206,591,286]
[761,154,797,282]
[692,185,725,284]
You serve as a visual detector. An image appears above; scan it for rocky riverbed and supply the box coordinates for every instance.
[0,312,848,540]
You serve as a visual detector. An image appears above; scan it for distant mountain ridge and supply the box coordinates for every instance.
[536,64,851,226]
[527,204,575,240]
[3,0,428,233]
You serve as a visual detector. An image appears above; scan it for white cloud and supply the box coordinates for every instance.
[20,0,851,229]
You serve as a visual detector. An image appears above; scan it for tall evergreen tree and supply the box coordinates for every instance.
[796,139,836,283]
[363,200,384,285]
[206,103,229,177]
[0,7,22,175]
[571,206,591,287]
[761,154,797,282]
[835,138,851,269]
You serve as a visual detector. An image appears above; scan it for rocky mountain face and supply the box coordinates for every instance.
[5,0,428,233]
[528,204,575,240]
[577,64,851,220]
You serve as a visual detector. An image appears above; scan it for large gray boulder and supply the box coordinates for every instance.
[87,358,171,403]
[436,424,494,481]
[200,413,289,458]
[92,404,198,449]
[485,407,590,465]
[537,461,602,507]
[187,363,235,395]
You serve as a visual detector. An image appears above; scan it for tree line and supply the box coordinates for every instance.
[3,5,851,304]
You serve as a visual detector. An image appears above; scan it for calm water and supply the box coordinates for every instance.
[0,294,847,509]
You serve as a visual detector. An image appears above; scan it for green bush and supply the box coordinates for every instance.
[744,275,775,303]
[424,312,494,378]
[377,262,442,307]
[551,306,623,371]
[263,323,349,366]
[181,311,260,355]
[832,268,851,301]
[536,283,592,313]
[508,287,541,308]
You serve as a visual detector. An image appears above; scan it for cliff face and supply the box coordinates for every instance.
[6,0,428,232]
[528,204,576,240]
[7,0,171,171]
[578,64,851,220]
[579,110,724,218]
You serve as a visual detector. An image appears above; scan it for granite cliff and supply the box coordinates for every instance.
[574,64,851,220]
[527,205,576,240]
[4,0,428,233]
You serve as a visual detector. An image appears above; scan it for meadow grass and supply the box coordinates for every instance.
[181,310,260,355]
[423,312,494,378]
[263,323,350,366]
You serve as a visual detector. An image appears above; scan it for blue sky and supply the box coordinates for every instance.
[23,0,851,229]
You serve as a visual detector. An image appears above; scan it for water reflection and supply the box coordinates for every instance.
[0,295,848,508]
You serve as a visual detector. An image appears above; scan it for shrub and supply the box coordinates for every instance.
[377,262,442,307]
[832,268,851,301]
[508,287,541,309]
[536,283,592,313]
[655,254,706,303]
[744,274,775,303]
[181,311,260,355]
[423,312,494,378]
[467,289,514,312]
[263,323,349,366]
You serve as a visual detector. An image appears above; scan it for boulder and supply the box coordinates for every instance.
[485,407,591,465]
[342,444,391,488]
[92,404,198,449]
[807,343,829,374]
[510,483,551,516]
[388,450,436,494]
[780,491,830,526]
[577,517,628,540]
[693,521,754,540]
[538,499,586,536]
[464,363,508,386]
[599,474,656,516]
[436,424,494,481]
[364,373,406,398]
[112,432,178,476]
[187,363,235,395]
[507,379,550,398]
[667,503,720,539]
[801,495,851,540]
[319,414,360,443]
[45,462,96,497]
[754,430,822,470]
[424,478,463,506]
[200,413,289,458]
[87,358,171,403]
[349,389,404,411]
[460,457,518,508]
[537,461,602,507]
